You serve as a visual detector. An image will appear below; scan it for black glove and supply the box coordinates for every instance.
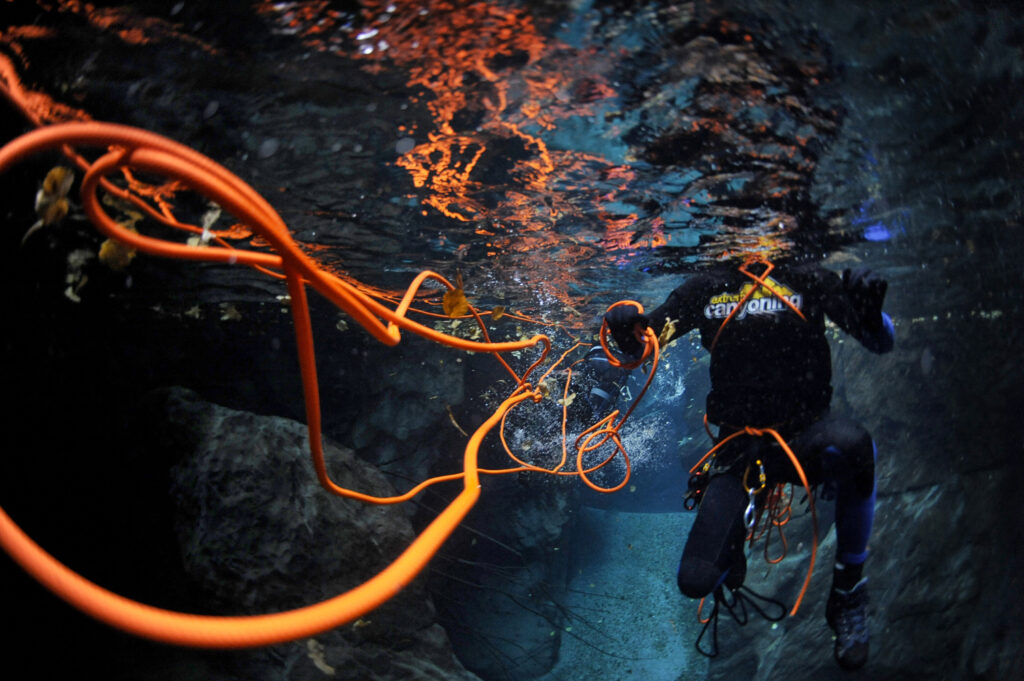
[603,304,649,357]
[842,268,887,330]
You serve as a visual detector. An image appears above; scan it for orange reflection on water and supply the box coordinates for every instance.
[397,133,488,221]
[2,2,217,123]
[349,0,565,228]
[49,0,218,52]
[0,20,92,127]
[254,1,664,315]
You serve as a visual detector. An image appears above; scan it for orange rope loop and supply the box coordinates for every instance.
[0,117,663,647]
[690,425,818,616]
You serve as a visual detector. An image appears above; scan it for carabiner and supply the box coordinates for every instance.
[742,459,766,531]
[744,490,758,531]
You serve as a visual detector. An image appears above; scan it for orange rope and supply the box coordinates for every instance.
[0,119,659,646]
[689,426,818,616]
[709,256,806,351]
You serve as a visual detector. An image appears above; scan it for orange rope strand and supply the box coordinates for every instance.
[690,426,818,616]
[0,119,661,647]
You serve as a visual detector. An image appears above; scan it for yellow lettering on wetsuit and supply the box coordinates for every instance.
[703,277,803,320]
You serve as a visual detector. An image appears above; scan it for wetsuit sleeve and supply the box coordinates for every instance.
[816,267,895,353]
[605,278,703,357]
[642,277,706,346]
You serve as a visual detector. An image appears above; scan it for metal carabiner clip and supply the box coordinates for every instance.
[744,491,758,531]
[742,458,766,531]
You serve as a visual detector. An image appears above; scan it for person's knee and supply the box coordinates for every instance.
[823,422,876,497]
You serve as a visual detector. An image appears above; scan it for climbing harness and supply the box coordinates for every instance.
[708,255,806,352]
[687,424,819,617]
[0,71,663,646]
[684,428,818,659]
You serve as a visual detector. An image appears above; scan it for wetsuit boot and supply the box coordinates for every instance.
[826,561,869,670]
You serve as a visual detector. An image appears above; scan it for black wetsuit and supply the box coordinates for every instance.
[607,259,894,598]
[615,261,893,429]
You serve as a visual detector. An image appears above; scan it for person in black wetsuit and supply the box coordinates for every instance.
[604,256,894,670]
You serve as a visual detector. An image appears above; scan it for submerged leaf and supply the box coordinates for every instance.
[443,288,469,317]
[40,198,69,226]
[31,166,75,233]
[42,166,73,198]
[98,222,138,271]
[443,270,470,317]
[658,317,677,347]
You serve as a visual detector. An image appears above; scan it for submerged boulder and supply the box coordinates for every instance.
[149,386,481,681]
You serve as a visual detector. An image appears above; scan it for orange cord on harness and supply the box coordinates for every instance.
[709,256,806,352]
[0,120,656,647]
[688,426,818,616]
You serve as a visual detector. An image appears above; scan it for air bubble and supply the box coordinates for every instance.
[395,137,416,155]
[258,138,280,158]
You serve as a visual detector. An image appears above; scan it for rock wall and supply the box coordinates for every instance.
[148,386,483,681]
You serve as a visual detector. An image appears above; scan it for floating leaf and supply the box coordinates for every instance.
[98,238,135,270]
[98,222,138,271]
[42,166,73,198]
[30,166,75,237]
[40,198,69,226]
[658,317,678,347]
[442,270,470,317]
[537,378,554,400]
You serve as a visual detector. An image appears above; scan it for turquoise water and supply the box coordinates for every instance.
[2,1,1022,680]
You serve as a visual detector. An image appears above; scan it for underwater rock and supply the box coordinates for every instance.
[151,386,482,681]
[428,473,578,681]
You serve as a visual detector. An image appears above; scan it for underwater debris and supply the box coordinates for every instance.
[305,638,336,675]
[658,317,677,347]
[22,165,74,245]
[442,270,470,318]
[219,302,242,321]
[98,223,138,271]
[446,405,469,437]
[63,248,92,302]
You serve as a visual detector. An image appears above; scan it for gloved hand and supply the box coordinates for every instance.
[842,268,887,329]
[603,304,649,357]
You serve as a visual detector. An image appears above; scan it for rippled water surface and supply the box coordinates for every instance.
[11,0,1010,322]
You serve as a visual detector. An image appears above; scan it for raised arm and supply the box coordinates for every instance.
[819,267,895,353]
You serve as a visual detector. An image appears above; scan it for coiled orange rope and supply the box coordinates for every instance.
[688,426,818,616]
[0,120,657,647]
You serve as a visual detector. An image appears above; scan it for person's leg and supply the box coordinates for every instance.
[677,472,749,598]
[783,416,876,570]
[786,415,876,670]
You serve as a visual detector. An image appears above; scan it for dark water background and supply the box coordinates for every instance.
[1,1,1022,679]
